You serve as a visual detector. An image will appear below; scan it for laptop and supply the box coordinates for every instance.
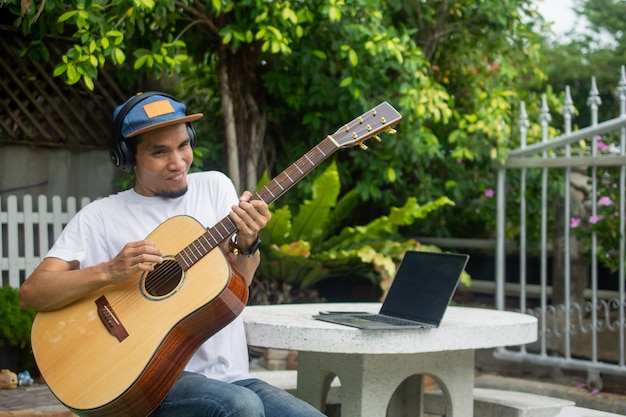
[313,251,469,329]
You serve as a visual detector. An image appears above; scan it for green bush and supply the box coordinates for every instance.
[0,286,36,348]
[256,160,455,291]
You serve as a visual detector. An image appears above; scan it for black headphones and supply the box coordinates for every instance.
[110,91,197,172]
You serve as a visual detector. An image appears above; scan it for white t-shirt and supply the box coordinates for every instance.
[44,171,251,383]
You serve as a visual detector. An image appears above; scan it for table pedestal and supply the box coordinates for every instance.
[296,349,475,417]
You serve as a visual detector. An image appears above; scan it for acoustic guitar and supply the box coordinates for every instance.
[30,102,402,417]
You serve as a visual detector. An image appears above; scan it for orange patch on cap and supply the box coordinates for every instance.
[143,100,176,119]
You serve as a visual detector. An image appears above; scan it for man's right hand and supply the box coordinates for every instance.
[106,240,164,284]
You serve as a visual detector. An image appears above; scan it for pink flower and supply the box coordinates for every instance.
[571,217,581,228]
[484,189,495,198]
[589,215,603,224]
[597,141,609,151]
[598,196,612,206]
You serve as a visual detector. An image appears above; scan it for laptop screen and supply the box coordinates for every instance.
[380,251,469,325]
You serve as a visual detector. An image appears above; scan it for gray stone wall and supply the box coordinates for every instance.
[0,145,123,200]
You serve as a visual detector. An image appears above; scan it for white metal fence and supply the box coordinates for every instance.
[0,194,91,288]
[495,69,626,388]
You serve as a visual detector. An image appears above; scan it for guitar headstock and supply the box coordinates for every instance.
[330,102,402,149]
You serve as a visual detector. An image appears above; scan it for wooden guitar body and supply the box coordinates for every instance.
[31,215,248,417]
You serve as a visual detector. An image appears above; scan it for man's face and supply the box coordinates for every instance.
[133,123,194,198]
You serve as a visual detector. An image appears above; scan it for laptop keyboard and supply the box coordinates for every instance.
[361,314,429,327]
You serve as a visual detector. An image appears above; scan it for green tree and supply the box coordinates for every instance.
[379,0,550,238]
[251,160,454,303]
[5,0,549,239]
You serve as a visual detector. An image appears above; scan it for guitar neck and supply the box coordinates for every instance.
[255,135,339,205]
[176,136,339,269]
[176,101,402,270]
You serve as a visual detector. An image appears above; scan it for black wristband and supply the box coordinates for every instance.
[233,234,261,257]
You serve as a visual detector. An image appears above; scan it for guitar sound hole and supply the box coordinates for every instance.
[144,259,183,297]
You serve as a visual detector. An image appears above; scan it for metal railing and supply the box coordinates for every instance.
[494,68,626,388]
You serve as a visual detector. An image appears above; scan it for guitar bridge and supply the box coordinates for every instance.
[96,295,129,342]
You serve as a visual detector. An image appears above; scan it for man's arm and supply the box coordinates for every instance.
[19,240,164,312]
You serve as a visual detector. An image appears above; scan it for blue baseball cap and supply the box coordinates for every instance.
[114,93,203,139]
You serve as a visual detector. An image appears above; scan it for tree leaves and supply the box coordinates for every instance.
[10,0,549,240]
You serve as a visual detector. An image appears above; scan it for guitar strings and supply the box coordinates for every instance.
[141,219,234,297]
[145,260,182,296]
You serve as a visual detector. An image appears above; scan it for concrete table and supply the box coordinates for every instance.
[242,303,537,417]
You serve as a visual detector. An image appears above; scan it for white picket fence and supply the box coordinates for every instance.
[0,194,92,288]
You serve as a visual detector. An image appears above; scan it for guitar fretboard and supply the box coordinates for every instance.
[174,101,402,271]
[175,136,339,270]
[256,136,338,204]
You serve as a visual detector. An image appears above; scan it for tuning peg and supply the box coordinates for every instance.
[387,128,397,134]
[374,135,382,142]
[359,142,369,150]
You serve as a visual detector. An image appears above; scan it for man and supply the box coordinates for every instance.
[19,92,327,417]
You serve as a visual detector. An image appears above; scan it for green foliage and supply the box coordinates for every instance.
[9,0,189,90]
[7,0,553,239]
[0,287,36,348]
[255,0,551,240]
[257,161,454,288]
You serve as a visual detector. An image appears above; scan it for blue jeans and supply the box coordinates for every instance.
[150,371,327,417]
